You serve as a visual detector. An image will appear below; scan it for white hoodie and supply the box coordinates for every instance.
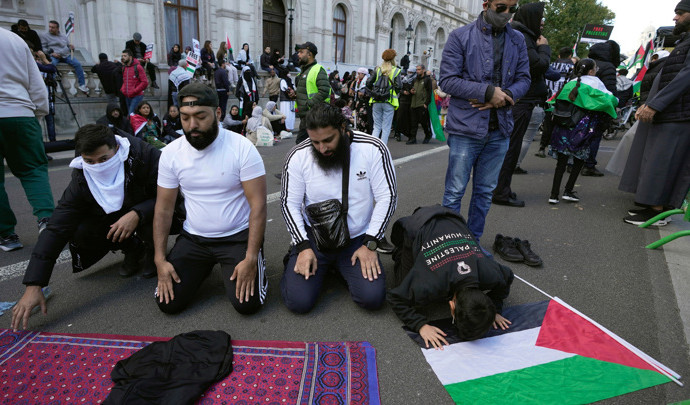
[0,28,49,118]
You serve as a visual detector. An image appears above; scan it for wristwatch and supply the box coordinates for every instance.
[365,239,378,251]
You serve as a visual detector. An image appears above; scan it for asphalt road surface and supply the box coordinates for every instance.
[1,132,689,404]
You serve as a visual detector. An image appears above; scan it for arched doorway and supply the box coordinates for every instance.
[263,0,286,56]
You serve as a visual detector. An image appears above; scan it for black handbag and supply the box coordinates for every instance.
[304,149,351,251]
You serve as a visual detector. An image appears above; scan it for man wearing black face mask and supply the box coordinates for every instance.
[492,2,550,208]
[153,83,268,315]
[439,0,530,243]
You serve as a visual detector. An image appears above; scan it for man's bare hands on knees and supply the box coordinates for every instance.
[230,256,257,303]
[295,248,317,280]
[420,324,449,350]
[107,211,139,243]
[351,246,380,281]
[156,260,180,304]
[11,286,46,331]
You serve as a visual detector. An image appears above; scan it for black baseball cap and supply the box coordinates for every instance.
[296,41,318,56]
[177,83,219,108]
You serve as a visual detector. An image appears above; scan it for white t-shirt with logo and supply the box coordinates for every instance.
[158,128,265,238]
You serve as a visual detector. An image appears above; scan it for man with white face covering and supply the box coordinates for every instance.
[11,125,165,330]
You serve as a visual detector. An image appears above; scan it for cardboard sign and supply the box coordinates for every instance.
[144,43,153,60]
[192,39,200,54]
[580,24,614,44]
[185,52,200,73]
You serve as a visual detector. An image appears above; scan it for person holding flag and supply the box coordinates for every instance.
[40,19,89,94]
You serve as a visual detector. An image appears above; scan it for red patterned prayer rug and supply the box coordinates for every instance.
[0,329,381,404]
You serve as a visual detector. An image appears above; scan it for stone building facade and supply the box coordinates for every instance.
[1,0,480,137]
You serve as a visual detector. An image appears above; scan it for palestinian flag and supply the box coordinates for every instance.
[418,299,680,404]
[630,45,645,71]
[129,113,147,136]
[64,12,75,36]
[428,101,446,142]
[226,33,232,54]
[632,40,656,93]
[553,79,619,119]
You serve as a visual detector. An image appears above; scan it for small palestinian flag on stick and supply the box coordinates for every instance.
[65,12,75,36]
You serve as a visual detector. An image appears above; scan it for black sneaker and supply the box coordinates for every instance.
[548,194,559,205]
[141,248,157,278]
[38,217,49,234]
[514,166,528,174]
[581,167,604,177]
[562,190,580,202]
[120,240,145,278]
[515,238,543,267]
[623,208,668,226]
[406,139,417,145]
[492,234,524,262]
[535,149,546,158]
[0,234,23,252]
[151,82,160,89]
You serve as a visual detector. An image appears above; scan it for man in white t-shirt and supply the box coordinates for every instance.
[280,104,397,313]
[153,83,268,314]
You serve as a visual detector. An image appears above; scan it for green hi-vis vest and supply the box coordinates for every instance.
[295,63,331,112]
[369,66,401,109]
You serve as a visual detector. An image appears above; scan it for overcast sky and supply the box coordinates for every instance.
[601,0,678,55]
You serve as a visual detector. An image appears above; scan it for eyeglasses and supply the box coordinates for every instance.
[494,4,519,14]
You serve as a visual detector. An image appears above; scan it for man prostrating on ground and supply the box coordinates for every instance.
[280,104,397,313]
[153,83,268,314]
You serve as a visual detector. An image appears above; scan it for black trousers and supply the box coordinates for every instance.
[69,212,152,273]
[493,102,535,200]
[408,106,431,141]
[269,94,279,103]
[141,61,157,84]
[217,91,229,121]
[269,119,286,135]
[396,102,411,138]
[540,110,554,149]
[551,153,585,196]
[156,229,267,315]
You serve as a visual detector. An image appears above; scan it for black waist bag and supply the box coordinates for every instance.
[304,148,351,252]
[552,99,587,129]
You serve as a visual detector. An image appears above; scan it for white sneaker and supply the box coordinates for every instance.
[78,84,89,93]
[548,195,559,204]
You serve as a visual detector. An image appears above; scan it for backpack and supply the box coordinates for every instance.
[371,69,392,102]
[552,99,587,129]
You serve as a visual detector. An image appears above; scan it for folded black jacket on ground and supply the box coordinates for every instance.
[387,205,514,332]
[104,330,233,405]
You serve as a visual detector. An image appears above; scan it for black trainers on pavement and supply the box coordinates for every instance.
[548,194,559,204]
[514,166,528,174]
[406,139,417,145]
[0,234,23,252]
[493,234,523,262]
[515,238,543,267]
[581,167,604,177]
[535,149,546,158]
[120,240,145,278]
[562,190,580,202]
[141,248,157,278]
[623,208,668,226]
[376,237,395,254]
[38,217,49,234]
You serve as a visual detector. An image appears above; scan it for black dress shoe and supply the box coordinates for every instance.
[514,166,528,174]
[141,248,157,278]
[376,237,395,254]
[581,167,604,177]
[492,196,525,207]
[406,139,417,145]
[493,234,524,262]
[515,238,543,267]
[394,134,401,142]
[422,138,430,144]
[151,82,160,89]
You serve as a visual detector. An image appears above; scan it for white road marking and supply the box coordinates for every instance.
[0,146,448,282]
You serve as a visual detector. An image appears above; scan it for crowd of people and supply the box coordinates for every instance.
[1,0,689,353]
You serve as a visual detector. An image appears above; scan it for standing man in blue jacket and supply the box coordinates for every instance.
[439,0,530,243]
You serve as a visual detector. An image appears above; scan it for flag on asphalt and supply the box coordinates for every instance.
[420,299,679,404]
[65,12,75,36]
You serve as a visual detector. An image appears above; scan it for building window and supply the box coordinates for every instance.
[333,4,346,63]
[164,0,199,53]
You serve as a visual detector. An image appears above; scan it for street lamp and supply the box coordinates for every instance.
[406,23,413,54]
[287,0,295,56]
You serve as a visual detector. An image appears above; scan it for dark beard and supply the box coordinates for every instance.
[184,117,219,150]
[311,131,349,174]
[673,19,690,35]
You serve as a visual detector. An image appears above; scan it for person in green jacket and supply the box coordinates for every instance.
[290,42,331,143]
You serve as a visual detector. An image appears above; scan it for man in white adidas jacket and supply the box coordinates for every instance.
[280,104,397,313]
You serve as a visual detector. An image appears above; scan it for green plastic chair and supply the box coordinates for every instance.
[640,188,690,249]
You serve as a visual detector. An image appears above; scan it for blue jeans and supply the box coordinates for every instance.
[372,102,395,145]
[442,130,509,241]
[50,55,85,86]
[126,95,144,115]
